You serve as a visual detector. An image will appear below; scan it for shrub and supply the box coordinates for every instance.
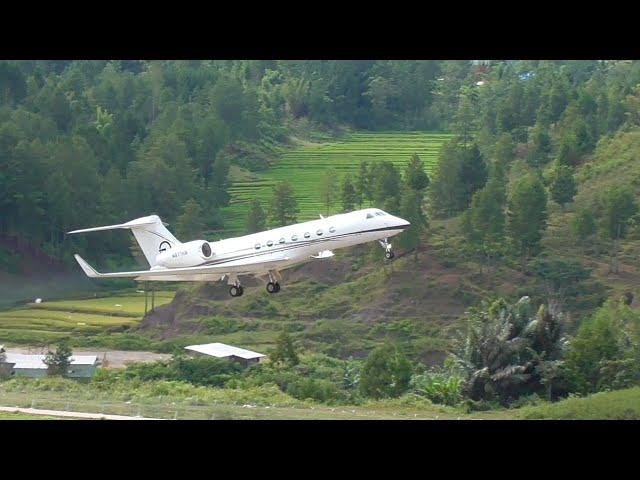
[564,299,640,394]
[411,367,463,406]
[359,343,412,399]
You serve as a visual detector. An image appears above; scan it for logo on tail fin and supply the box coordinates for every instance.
[159,241,172,253]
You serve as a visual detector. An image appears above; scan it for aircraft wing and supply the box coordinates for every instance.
[73,254,292,280]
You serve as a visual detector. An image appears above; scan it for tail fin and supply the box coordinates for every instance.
[68,215,181,267]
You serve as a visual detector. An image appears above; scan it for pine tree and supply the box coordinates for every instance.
[404,153,429,191]
[462,169,506,267]
[355,160,370,207]
[507,173,548,267]
[571,207,597,252]
[340,176,358,212]
[319,168,338,215]
[549,163,577,208]
[176,198,205,240]
[459,143,488,208]
[271,331,299,367]
[397,187,427,259]
[598,187,638,273]
[269,181,299,226]
[246,198,266,233]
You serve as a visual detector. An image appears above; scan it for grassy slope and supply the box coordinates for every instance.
[3,375,637,419]
[221,132,452,234]
[0,411,61,420]
[516,387,640,420]
[141,236,535,363]
[0,291,175,346]
[542,129,640,304]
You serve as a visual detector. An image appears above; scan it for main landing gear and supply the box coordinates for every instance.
[229,283,244,297]
[380,238,395,260]
[266,270,281,294]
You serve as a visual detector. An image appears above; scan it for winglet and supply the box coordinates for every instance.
[74,254,101,278]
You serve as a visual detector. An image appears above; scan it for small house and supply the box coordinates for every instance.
[184,342,266,368]
[1,353,99,380]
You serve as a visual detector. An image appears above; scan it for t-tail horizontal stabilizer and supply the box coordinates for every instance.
[74,254,101,278]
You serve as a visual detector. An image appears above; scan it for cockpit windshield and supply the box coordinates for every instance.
[366,213,374,219]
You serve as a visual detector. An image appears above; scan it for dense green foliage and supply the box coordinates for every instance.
[452,297,566,405]
[564,299,640,394]
[359,343,412,399]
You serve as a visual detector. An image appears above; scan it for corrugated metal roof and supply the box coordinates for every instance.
[184,343,265,360]
[3,354,98,370]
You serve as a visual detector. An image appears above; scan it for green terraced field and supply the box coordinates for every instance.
[0,291,175,345]
[220,132,452,235]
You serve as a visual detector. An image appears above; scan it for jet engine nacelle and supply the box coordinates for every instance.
[155,240,213,268]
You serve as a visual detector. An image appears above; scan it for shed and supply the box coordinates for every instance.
[2,353,99,380]
[184,343,266,367]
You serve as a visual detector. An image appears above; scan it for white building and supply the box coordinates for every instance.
[184,343,266,367]
[1,353,99,380]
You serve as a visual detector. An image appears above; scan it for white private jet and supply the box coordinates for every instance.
[68,208,410,297]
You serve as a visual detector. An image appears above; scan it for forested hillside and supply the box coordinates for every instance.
[4,60,640,412]
[0,60,450,269]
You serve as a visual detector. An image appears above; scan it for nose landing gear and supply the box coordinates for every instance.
[380,238,395,260]
[226,274,244,297]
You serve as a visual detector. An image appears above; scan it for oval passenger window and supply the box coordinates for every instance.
[279,238,286,244]
[201,242,212,257]
[267,240,274,247]
[304,232,310,238]
[291,235,298,241]
[329,227,336,233]
[316,229,323,236]
[254,243,261,250]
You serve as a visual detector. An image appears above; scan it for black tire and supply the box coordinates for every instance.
[229,286,239,297]
[274,282,281,293]
[237,286,244,296]
[385,251,395,260]
[266,282,276,293]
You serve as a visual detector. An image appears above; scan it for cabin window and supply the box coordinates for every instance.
[366,213,374,219]
[267,240,274,247]
[291,235,298,241]
[329,226,336,233]
[254,243,261,250]
[279,238,286,244]
[201,242,212,257]
[304,232,311,238]
[316,229,323,236]
[375,212,385,216]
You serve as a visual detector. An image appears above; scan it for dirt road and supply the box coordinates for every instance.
[0,405,161,420]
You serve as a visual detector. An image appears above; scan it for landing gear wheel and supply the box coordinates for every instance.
[229,285,244,297]
[274,282,281,293]
[267,281,281,294]
[385,250,395,260]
